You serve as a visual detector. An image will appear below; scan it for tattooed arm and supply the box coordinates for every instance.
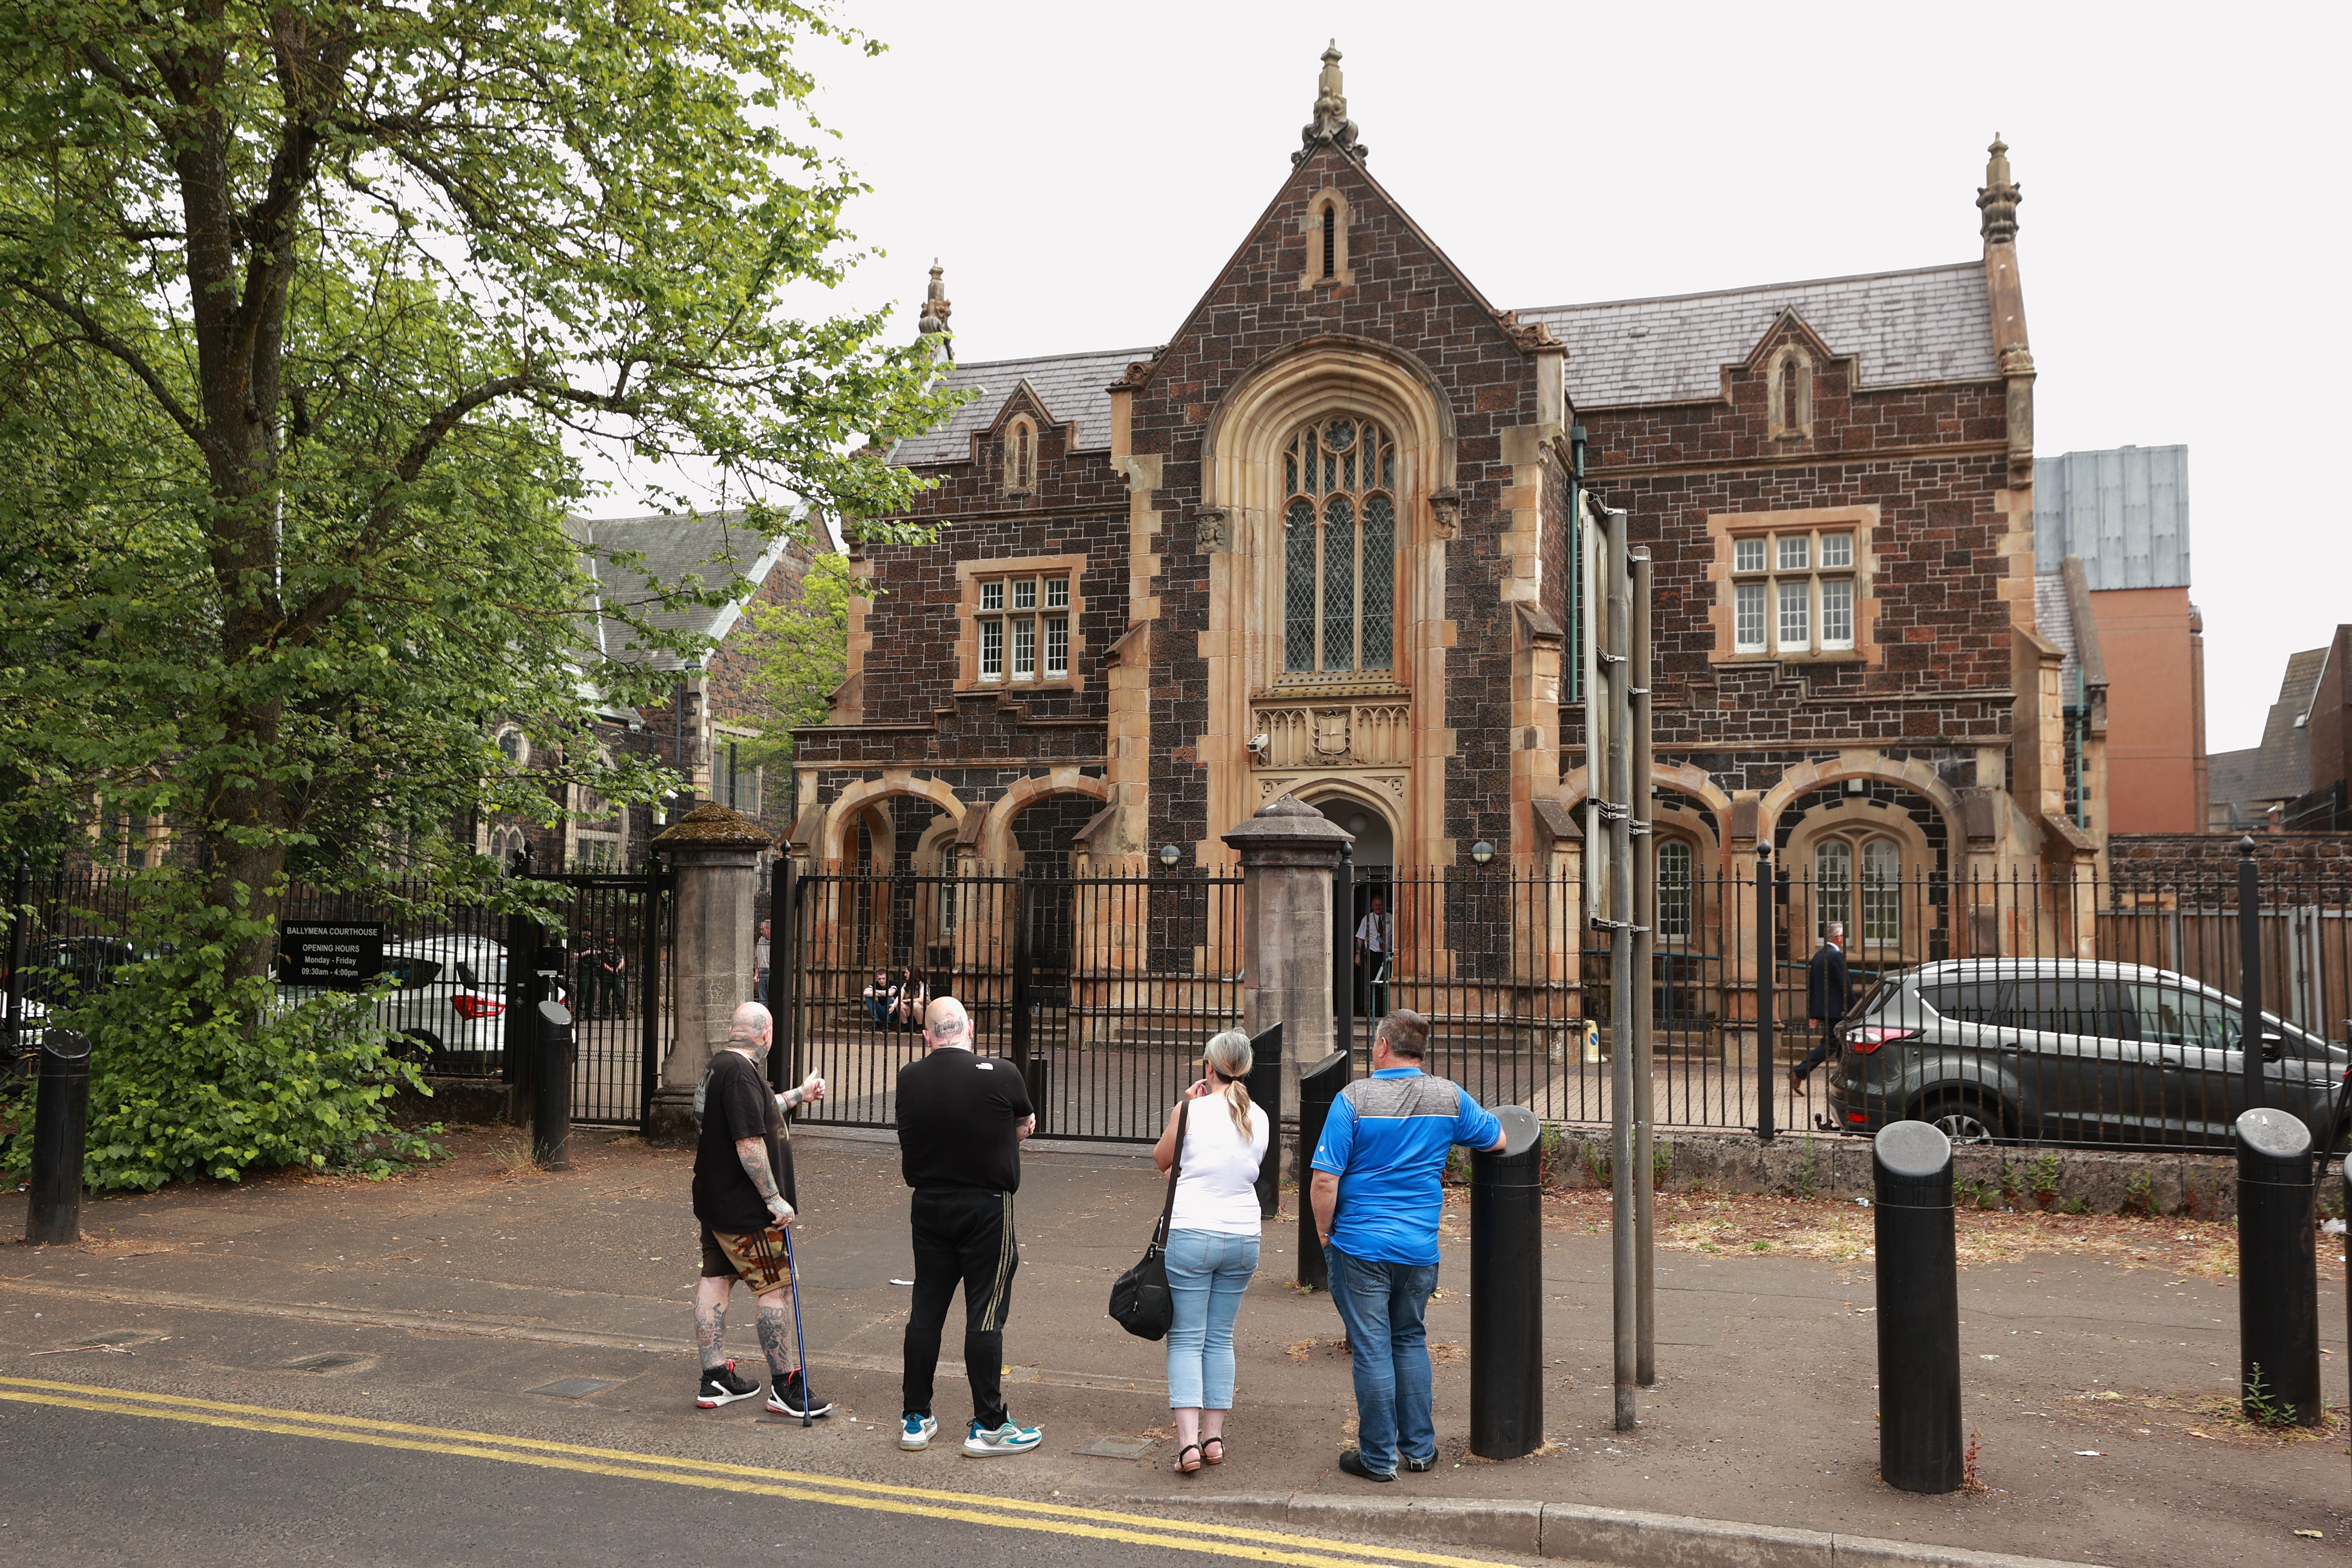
[735,1136,793,1224]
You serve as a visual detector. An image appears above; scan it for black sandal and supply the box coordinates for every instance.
[1174,1443,1203,1474]
[1200,1436,1225,1465]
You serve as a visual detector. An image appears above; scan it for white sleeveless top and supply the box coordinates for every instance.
[1168,1095,1271,1236]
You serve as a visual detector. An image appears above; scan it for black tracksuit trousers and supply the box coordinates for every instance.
[902,1186,1018,1428]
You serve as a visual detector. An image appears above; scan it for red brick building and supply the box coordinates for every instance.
[792,51,2082,966]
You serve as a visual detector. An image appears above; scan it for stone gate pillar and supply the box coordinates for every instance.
[647,802,768,1143]
[1223,796,1351,1108]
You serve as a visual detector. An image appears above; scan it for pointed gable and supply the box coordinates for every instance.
[888,346,1147,466]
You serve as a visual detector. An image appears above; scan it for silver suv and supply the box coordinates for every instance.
[1825,958,2348,1149]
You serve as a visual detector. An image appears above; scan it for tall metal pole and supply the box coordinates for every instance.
[1605,504,1636,1432]
[1630,549,1657,1387]
[1756,842,1776,1142]
[2237,836,2264,1111]
[776,856,800,1095]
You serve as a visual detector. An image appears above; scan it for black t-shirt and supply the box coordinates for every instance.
[895,1047,1034,1194]
[693,1049,792,1232]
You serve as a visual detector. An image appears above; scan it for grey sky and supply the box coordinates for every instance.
[585,1,2348,755]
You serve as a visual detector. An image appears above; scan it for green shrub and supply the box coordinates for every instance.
[1,942,440,1192]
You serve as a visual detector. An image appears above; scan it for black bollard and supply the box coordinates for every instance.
[2341,1162,2350,1438]
[26,1030,92,1245]
[1470,1104,1543,1460]
[1295,1047,1351,1291]
[533,1000,574,1171]
[2235,1107,2320,1426]
[1874,1120,1961,1493]
[1246,1021,1284,1217]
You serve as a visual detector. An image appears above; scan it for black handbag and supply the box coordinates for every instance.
[1108,1101,1188,1341]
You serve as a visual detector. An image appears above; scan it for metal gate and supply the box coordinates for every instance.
[541,869,673,1127]
[775,866,1243,1142]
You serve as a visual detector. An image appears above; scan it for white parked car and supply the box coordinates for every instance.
[375,936,512,1070]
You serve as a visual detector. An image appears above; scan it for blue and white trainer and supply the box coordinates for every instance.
[962,1417,1043,1457]
[900,1412,939,1450]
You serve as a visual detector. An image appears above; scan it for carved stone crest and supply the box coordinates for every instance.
[1312,708,1351,757]
[1428,489,1461,540]
[1195,507,1230,553]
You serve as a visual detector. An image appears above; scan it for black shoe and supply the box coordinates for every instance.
[767,1370,833,1419]
[696,1360,761,1409]
[1338,1448,1395,1483]
[1400,1454,1437,1473]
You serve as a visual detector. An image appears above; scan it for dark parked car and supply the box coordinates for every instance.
[1826,958,2349,1151]
[7,937,150,1006]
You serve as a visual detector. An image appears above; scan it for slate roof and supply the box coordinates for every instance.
[887,264,1998,466]
[2034,573,2081,696]
[576,511,794,673]
[2034,445,2191,589]
[888,347,1150,466]
[1519,262,1998,407]
[2210,647,2328,819]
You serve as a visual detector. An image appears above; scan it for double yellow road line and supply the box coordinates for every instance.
[0,1376,1510,1568]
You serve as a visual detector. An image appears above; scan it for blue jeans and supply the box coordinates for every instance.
[1164,1229,1259,1409]
[1323,1243,1439,1475]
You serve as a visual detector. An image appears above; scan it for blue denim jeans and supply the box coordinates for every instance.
[1165,1229,1260,1409]
[1323,1243,1439,1475]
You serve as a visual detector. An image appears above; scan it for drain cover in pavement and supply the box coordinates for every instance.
[285,1353,371,1373]
[528,1377,619,1399]
[1074,1436,1155,1459]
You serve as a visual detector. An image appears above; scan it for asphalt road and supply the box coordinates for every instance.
[0,1390,1466,1568]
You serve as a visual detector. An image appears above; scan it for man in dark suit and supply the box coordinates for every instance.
[1789,922,1849,1092]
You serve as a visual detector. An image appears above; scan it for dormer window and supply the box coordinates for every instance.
[1004,415,1037,495]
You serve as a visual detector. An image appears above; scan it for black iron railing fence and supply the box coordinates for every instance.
[779,860,2350,1152]
[2,864,673,1127]
[776,867,1245,1142]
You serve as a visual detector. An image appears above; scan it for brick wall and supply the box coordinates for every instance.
[2109,831,2352,886]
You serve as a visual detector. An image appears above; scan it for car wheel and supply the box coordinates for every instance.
[1920,1092,2003,1145]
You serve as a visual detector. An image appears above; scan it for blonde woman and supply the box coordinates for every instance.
[1151,1029,1269,1474]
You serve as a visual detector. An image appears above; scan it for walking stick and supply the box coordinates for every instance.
[783,1225,812,1428]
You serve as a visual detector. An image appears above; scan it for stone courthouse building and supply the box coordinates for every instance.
[789,48,2082,969]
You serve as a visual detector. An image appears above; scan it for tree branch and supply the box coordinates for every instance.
[8,280,207,451]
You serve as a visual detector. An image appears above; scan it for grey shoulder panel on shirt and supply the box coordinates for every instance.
[1342,1074,1461,1119]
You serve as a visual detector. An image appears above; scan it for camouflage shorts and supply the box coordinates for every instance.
[699,1225,795,1295]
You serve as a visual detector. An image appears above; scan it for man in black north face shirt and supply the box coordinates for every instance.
[892,995,1042,1457]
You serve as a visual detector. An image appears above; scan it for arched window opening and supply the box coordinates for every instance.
[1281,416,1396,677]
[1321,204,1337,279]
[1657,838,1694,942]
[1770,349,1811,439]
[1005,416,1036,494]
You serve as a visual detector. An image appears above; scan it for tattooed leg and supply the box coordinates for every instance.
[756,1292,797,1382]
[694,1275,731,1371]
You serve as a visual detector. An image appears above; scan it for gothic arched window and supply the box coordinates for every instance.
[1005,415,1036,494]
[1281,415,1396,676]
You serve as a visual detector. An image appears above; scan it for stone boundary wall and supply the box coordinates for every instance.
[2110,831,2352,885]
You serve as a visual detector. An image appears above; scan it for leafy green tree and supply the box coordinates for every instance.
[0,0,960,1185]
[740,549,860,786]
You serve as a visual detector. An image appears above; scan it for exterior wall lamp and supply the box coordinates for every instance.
[1470,840,1496,866]
[1159,843,1182,869]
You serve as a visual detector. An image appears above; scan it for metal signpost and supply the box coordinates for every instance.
[1584,495,1655,1432]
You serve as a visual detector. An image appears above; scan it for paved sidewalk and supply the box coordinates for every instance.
[3,1126,2346,1566]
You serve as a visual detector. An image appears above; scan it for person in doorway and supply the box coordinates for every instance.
[754,919,773,1005]
[1789,922,1850,1093]
[862,968,897,1028]
[1353,891,1393,1018]
[692,1001,831,1416]
[893,995,1043,1457]
[1310,1009,1504,1482]
[1151,1029,1269,1475]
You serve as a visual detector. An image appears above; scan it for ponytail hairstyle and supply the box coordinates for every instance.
[1202,1029,1256,1139]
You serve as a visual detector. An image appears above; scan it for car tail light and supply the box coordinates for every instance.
[1844,1025,1919,1055]
[1846,1110,1868,1124]
[452,994,505,1021]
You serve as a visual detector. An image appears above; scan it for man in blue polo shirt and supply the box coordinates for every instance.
[1309,1008,1504,1482]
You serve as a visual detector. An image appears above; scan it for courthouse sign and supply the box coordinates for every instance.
[278,922,384,990]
